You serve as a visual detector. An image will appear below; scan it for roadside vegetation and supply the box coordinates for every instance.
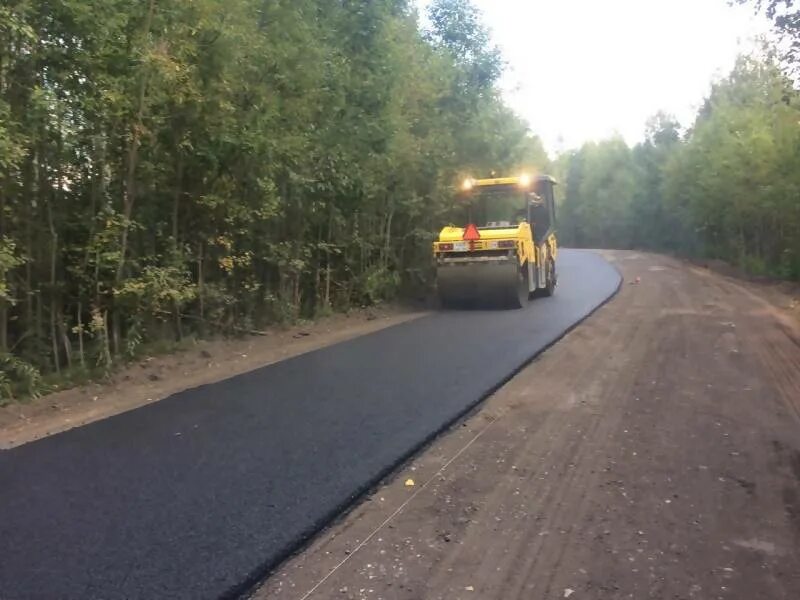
[2,0,797,402]
[0,0,549,400]
[558,0,800,280]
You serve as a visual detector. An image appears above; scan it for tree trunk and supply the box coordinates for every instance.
[0,303,6,354]
[174,301,182,341]
[48,209,60,374]
[197,243,205,321]
[77,302,85,368]
[383,200,395,269]
[23,156,34,336]
[0,185,6,352]
[325,203,334,308]
[111,312,120,357]
[102,311,112,369]
[60,312,72,370]
[172,152,183,250]
[117,0,158,281]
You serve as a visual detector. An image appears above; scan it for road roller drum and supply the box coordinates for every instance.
[433,174,558,309]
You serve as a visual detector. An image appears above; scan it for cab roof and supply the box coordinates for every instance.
[473,175,557,187]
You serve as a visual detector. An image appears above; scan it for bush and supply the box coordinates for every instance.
[0,353,45,403]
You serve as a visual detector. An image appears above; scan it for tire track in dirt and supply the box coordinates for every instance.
[420,304,646,597]
[495,316,655,599]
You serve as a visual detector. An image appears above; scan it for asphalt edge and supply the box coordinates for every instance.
[231,250,625,600]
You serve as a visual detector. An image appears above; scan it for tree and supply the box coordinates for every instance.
[664,54,800,275]
[735,0,800,73]
[426,0,503,93]
[628,113,685,251]
[558,49,800,280]
[0,0,549,397]
[559,137,639,249]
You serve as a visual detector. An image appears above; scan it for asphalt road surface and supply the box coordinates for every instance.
[256,251,800,600]
[0,249,620,600]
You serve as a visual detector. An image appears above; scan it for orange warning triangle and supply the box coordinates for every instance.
[463,223,481,241]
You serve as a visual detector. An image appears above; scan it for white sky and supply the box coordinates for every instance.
[416,0,770,153]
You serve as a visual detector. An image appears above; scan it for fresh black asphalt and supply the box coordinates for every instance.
[0,249,621,600]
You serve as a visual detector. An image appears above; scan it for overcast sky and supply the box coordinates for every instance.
[416,0,770,153]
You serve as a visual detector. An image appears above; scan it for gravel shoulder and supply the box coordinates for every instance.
[254,250,800,600]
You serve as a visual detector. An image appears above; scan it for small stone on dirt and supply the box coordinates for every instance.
[148,373,160,382]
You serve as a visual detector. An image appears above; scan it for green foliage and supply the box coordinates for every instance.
[559,52,800,280]
[0,0,546,390]
[0,353,44,402]
[114,265,197,318]
[560,137,639,249]
[358,265,401,305]
[427,0,503,92]
[735,0,800,73]
[664,54,800,273]
[0,237,25,303]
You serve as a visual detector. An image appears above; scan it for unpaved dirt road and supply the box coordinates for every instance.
[255,251,800,600]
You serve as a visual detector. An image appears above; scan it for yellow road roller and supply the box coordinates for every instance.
[433,174,558,309]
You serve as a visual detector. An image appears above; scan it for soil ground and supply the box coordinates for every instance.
[0,305,425,449]
[253,250,800,600]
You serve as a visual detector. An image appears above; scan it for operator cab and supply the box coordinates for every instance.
[458,174,557,241]
[530,175,557,244]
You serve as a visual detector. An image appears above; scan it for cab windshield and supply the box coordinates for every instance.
[463,187,527,228]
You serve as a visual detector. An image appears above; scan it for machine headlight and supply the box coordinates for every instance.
[519,174,532,187]
[461,178,474,191]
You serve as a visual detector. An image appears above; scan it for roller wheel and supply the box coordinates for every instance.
[438,288,459,310]
[542,258,557,297]
[509,267,529,309]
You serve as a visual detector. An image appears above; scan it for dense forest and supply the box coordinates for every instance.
[558,54,800,279]
[559,0,800,279]
[0,0,548,397]
[1,0,798,400]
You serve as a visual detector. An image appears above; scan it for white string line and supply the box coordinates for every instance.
[297,415,501,600]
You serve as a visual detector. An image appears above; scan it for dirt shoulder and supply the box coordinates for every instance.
[685,255,800,322]
[0,305,427,449]
[254,250,800,600]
